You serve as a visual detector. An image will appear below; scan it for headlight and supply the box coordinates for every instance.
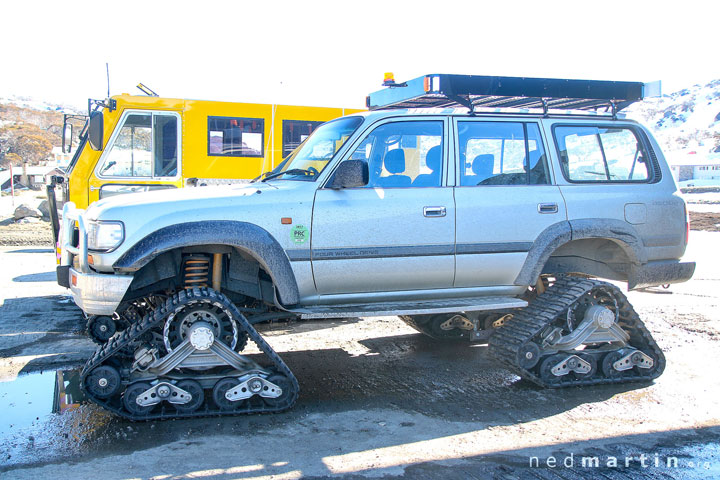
[87,221,124,251]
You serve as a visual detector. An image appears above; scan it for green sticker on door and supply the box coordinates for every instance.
[291,225,309,244]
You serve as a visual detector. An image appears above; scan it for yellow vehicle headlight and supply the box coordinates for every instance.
[87,221,124,251]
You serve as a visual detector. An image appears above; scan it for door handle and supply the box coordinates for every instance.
[538,203,558,214]
[423,206,446,217]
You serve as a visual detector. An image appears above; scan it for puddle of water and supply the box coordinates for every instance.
[0,369,89,435]
[0,369,91,436]
[0,370,57,437]
[0,369,108,466]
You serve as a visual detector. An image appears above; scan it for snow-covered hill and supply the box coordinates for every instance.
[0,95,83,115]
[625,80,720,165]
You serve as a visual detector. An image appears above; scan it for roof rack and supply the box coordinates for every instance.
[366,74,660,118]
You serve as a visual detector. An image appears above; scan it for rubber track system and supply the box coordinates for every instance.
[81,288,299,420]
[488,277,665,387]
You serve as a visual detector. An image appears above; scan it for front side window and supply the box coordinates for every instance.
[99,112,178,178]
[554,125,651,182]
[458,122,548,186]
[347,120,444,188]
[208,116,263,157]
[283,120,324,157]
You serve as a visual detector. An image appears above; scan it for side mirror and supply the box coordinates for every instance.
[62,123,73,154]
[329,160,368,189]
[88,111,104,151]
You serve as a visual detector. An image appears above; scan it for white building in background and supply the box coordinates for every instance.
[50,146,73,168]
[668,151,720,185]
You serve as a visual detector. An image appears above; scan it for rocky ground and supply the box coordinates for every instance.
[0,192,718,479]
[0,191,53,246]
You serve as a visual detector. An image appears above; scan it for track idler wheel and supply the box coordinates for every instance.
[84,365,121,399]
[517,343,541,369]
[88,315,117,344]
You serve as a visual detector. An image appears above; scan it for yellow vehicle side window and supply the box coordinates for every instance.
[208,116,264,157]
[282,120,324,157]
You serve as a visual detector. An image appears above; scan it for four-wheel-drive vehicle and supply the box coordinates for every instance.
[57,74,694,420]
[47,94,363,258]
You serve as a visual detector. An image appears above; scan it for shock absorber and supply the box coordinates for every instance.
[183,255,210,288]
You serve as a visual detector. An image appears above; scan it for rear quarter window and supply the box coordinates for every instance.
[554,125,656,183]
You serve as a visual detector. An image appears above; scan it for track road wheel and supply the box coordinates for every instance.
[262,374,292,408]
[123,382,154,416]
[174,380,205,413]
[539,354,567,386]
[213,377,242,411]
[573,353,597,380]
[601,351,627,379]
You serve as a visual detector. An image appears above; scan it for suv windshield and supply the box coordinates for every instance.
[264,116,363,181]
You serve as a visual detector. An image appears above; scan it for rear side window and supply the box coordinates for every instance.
[208,116,264,157]
[554,125,652,182]
[458,121,548,186]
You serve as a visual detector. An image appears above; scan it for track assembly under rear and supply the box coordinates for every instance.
[489,277,665,387]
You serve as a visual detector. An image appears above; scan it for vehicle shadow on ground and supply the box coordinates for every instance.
[258,316,362,336]
[12,271,56,282]
[3,327,659,475]
[5,248,54,254]
[284,332,650,424]
[307,425,720,480]
[0,295,90,365]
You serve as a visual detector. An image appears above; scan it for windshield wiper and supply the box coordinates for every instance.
[260,168,315,182]
[251,171,269,183]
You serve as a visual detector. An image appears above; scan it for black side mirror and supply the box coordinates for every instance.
[329,160,368,189]
[88,111,104,151]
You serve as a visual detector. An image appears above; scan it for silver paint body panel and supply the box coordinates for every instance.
[63,108,693,316]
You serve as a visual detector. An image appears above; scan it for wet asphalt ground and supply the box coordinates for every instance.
[0,235,719,479]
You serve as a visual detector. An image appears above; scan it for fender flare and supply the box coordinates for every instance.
[113,221,300,305]
[513,219,646,286]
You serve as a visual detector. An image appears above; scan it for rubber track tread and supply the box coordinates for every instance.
[488,278,665,388]
[81,288,299,420]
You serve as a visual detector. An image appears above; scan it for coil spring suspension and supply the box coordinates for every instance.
[183,255,210,288]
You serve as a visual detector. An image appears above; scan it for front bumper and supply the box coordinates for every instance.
[65,266,133,315]
[58,202,132,315]
[628,260,696,290]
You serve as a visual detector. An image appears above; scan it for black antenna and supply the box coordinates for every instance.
[106,62,110,99]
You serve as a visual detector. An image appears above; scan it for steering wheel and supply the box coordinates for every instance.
[307,166,319,176]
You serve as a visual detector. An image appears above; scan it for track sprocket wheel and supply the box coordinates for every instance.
[163,298,248,355]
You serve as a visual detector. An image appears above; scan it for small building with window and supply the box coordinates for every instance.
[668,152,720,183]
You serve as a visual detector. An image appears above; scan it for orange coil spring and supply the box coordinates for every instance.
[183,257,210,288]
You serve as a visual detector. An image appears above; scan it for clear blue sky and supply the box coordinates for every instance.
[1,0,715,110]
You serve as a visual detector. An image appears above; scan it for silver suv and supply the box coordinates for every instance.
[58,74,695,420]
